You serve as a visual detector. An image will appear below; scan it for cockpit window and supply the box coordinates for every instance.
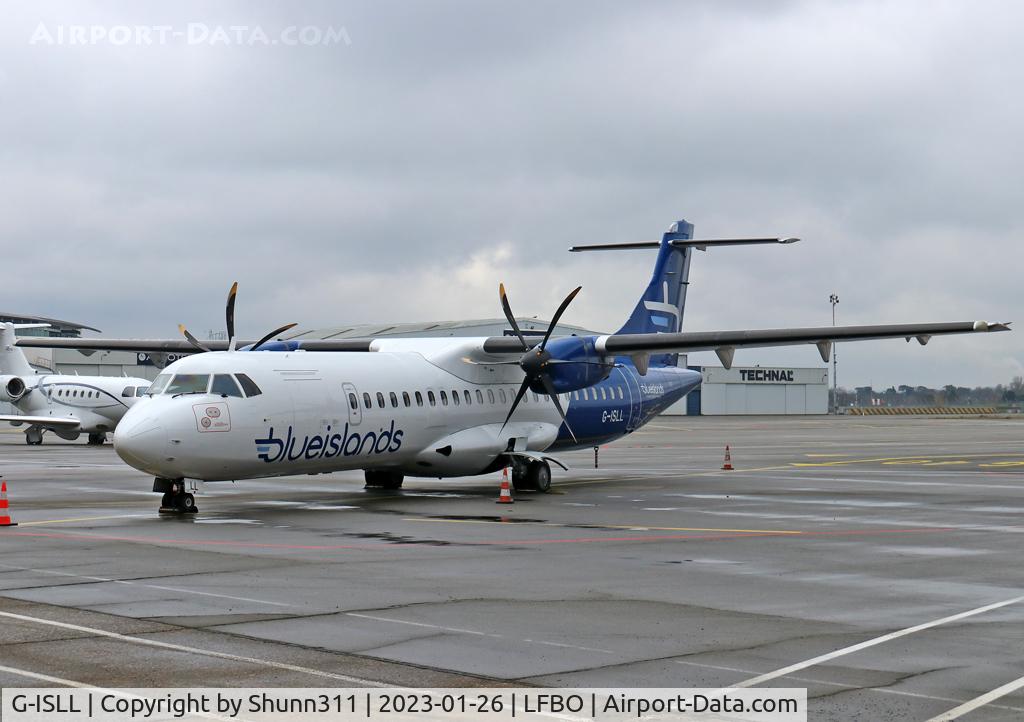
[121,386,135,398]
[236,373,262,397]
[135,386,149,397]
[146,374,172,396]
[166,374,211,395]
[211,374,243,398]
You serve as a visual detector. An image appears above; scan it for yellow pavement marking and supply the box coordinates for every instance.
[980,461,1024,468]
[17,514,147,527]
[804,453,852,458]
[403,518,801,534]
[792,453,1024,468]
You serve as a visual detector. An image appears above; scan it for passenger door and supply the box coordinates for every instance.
[342,382,362,426]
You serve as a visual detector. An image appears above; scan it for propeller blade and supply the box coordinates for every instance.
[178,324,211,353]
[540,285,582,350]
[499,378,532,434]
[499,283,528,350]
[545,359,610,366]
[250,322,298,352]
[540,374,577,443]
[225,281,238,342]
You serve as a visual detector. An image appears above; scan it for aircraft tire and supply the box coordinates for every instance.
[179,493,198,513]
[25,428,43,446]
[364,470,404,489]
[87,433,106,445]
[161,492,173,508]
[527,461,552,493]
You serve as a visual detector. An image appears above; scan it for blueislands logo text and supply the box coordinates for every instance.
[256,422,403,463]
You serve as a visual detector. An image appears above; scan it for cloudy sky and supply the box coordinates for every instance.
[1,1,1020,388]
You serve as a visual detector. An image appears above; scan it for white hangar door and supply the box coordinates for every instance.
[746,384,786,414]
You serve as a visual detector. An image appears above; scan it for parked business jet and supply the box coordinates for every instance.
[0,323,152,444]
[18,220,1009,512]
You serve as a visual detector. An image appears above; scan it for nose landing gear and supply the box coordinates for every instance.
[154,477,198,514]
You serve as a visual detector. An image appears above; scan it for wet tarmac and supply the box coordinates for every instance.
[1,415,1023,720]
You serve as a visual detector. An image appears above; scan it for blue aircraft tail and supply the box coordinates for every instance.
[615,219,694,367]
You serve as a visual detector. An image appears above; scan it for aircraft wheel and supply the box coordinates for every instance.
[511,465,529,491]
[87,433,106,445]
[161,492,173,508]
[25,428,43,446]
[527,461,552,493]
[364,470,404,489]
[178,493,198,513]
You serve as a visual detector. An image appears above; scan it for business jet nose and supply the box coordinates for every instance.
[113,408,167,474]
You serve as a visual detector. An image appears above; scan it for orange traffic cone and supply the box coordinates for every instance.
[496,467,514,504]
[0,480,16,526]
[721,445,734,471]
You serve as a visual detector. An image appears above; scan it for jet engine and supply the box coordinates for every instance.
[0,375,27,403]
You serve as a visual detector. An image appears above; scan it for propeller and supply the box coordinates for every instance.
[497,283,583,442]
[177,282,297,354]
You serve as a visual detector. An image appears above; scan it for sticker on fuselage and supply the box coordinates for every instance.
[193,402,231,432]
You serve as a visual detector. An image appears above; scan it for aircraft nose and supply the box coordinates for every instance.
[113,408,167,473]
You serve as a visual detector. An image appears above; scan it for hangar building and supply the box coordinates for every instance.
[678,365,829,415]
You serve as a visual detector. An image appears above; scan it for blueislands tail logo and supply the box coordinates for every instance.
[256,421,404,463]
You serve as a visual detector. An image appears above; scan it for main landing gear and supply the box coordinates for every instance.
[511,460,552,493]
[364,470,404,489]
[87,432,107,446]
[153,477,198,514]
[25,427,44,446]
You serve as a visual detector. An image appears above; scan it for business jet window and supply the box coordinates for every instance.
[487,389,495,404]
[147,374,172,396]
[499,388,507,403]
[236,374,263,397]
[348,393,358,410]
[121,386,134,398]
[475,390,483,404]
[166,374,211,395]
[211,374,243,398]
[136,386,149,397]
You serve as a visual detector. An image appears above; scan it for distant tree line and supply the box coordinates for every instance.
[831,376,1024,408]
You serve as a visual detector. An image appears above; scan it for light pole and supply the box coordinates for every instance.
[830,293,839,413]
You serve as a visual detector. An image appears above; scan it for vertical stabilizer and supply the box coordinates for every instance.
[615,219,694,366]
[0,323,46,377]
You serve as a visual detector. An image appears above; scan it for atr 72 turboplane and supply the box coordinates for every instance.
[18,219,1009,513]
[0,323,151,445]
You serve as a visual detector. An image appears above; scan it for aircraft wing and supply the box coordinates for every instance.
[0,415,81,429]
[14,337,376,353]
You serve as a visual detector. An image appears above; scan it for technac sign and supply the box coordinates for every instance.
[256,421,403,463]
[739,368,795,382]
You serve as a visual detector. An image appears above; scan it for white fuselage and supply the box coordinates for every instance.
[12,374,152,437]
[114,346,565,481]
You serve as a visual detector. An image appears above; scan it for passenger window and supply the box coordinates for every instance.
[428,391,436,406]
[532,392,539,402]
[121,386,134,398]
[465,390,472,405]
[618,387,624,400]
[488,389,495,403]
[440,390,448,406]
[363,392,372,409]
[236,374,262,397]
[376,392,385,408]
[451,390,460,406]
[416,391,424,407]
[475,389,483,404]
[211,374,243,397]
[390,392,398,408]
[348,393,358,410]
[600,387,607,400]
[499,388,507,403]
[402,391,411,407]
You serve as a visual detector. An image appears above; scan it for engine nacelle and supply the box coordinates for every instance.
[534,336,613,394]
[0,375,27,403]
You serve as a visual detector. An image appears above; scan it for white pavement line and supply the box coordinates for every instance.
[674,660,1024,712]
[734,594,1024,689]
[0,564,296,608]
[926,674,1024,721]
[346,612,502,638]
[0,664,246,722]
[0,611,384,687]
[348,612,615,655]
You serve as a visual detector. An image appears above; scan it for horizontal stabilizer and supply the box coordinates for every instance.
[0,415,81,429]
[569,238,798,252]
